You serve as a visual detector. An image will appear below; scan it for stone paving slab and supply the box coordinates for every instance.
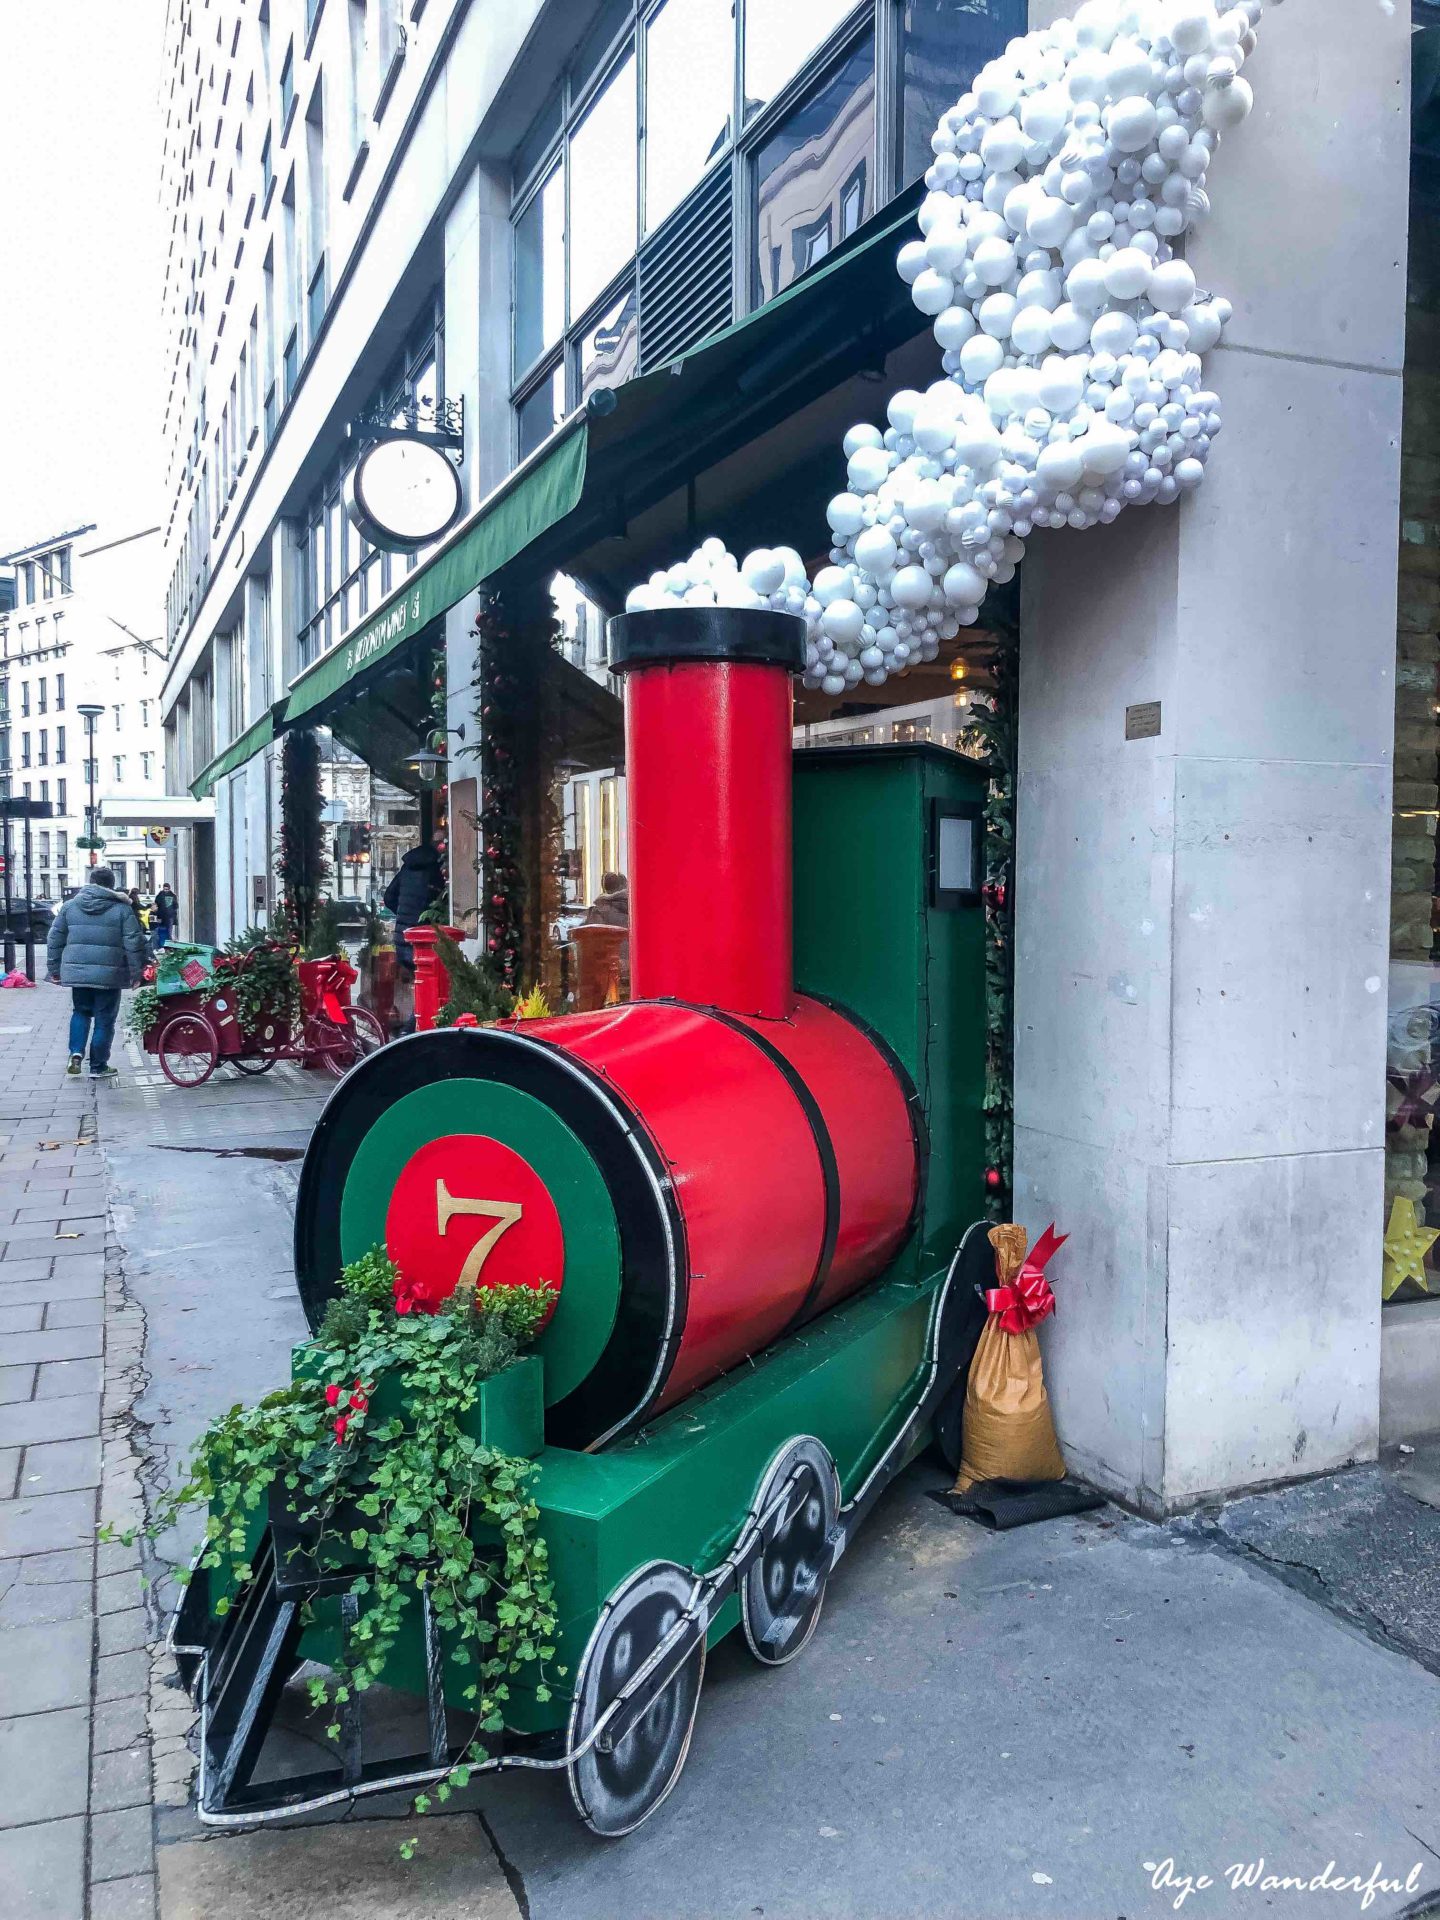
[1,986,156,1920]
[0,1814,87,1920]
[0,1707,90,1827]
[156,1818,519,1920]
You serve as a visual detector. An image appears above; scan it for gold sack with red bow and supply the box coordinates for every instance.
[951,1223,1067,1495]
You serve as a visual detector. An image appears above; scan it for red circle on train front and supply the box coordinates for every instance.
[384,1134,564,1318]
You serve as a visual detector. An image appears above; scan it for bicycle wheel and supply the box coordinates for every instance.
[232,1017,286,1074]
[317,1006,387,1078]
[157,1012,220,1088]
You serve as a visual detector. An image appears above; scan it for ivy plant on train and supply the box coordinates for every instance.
[120,1245,561,1818]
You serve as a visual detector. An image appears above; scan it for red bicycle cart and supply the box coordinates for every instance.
[143,947,386,1089]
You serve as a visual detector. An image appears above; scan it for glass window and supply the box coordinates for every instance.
[902,0,1022,186]
[644,0,734,234]
[744,0,856,118]
[517,365,565,461]
[514,87,562,195]
[568,52,637,319]
[577,282,638,406]
[514,163,565,376]
[753,35,874,305]
[413,352,438,418]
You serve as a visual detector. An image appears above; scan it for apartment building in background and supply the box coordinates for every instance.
[0,525,168,902]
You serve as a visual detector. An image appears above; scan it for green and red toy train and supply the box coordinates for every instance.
[172,606,994,1835]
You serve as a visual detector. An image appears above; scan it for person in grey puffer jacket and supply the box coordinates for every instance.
[46,867,148,1080]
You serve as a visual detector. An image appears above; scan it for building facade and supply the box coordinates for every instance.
[155,0,1429,1509]
[0,525,168,903]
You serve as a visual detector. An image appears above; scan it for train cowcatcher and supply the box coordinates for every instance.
[172,605,998,1837]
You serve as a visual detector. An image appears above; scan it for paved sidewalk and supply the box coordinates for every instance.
[0,984,156,1920]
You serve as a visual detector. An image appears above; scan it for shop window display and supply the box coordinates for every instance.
[1388,157,1440,1301]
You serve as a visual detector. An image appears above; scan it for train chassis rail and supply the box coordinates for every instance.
[170,1231,980,1838]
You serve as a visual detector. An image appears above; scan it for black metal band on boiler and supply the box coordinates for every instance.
[798,988,929,1251]
[675,1003,841,1335]
[290,1026,689,1453]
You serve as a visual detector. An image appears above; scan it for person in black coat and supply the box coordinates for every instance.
[383,844,443,974]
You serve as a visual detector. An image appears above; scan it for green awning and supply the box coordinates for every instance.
[281,423,588,726]
[190,705,279,800]
[490,186,925,604]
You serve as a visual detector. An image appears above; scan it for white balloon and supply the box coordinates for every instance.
[1103,247,1154,299]
[933,305,978,349]
[911,268,955,315]
[842,423,884,458]
[1202,73,1253,128]
[1010,305,1054,356]
[1148,259,1198,314]
[848,445,892,493]
[1106,95,1158,153]
[826,492,867,537]
[854,525,898,577]
[891,565,935,609]
[820,598,865,646]
[959,334,1006,385]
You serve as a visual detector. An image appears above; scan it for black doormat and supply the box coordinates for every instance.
[928,1477,1106,1530]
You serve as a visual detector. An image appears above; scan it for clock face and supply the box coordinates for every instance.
[347,436,462,552]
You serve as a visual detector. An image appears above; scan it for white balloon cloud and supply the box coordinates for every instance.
[624,0,1268,695]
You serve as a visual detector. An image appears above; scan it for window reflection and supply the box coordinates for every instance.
[753,37,874,304]
[517,365,565,460]
[902,0,1023,184]
[744,0,856,117]
[515,164,564,375]
[569,53,637,319]
[578,283,638,405]
[645,0,734,233]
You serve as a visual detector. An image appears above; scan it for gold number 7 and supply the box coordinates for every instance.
[435,1178,524,1296]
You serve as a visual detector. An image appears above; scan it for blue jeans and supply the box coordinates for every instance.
[154,925,170,950]
[69,987,121,1072]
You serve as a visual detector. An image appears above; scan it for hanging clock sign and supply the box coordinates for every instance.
[344,433,463,555]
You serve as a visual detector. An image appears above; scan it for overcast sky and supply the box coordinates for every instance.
[0,2,164,555]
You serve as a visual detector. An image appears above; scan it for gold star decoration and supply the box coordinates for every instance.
[1383,1196,1437,1301]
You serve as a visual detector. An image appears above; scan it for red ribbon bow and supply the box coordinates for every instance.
[983,1224,1067,1334]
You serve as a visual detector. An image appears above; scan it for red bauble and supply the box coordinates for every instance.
[984,1166,1004,1193]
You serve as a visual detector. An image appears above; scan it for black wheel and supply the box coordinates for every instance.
[157,1012,220,1088]
[232,1017,286,1074]
[567,1561,705,1837]
[740,1437,839,1668]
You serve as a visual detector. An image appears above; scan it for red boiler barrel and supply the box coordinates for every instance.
[521,992,918,1424]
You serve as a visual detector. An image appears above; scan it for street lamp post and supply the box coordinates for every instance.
[76,704,105,869]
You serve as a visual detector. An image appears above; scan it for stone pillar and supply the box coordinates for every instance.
[1014,0,1409,1511]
